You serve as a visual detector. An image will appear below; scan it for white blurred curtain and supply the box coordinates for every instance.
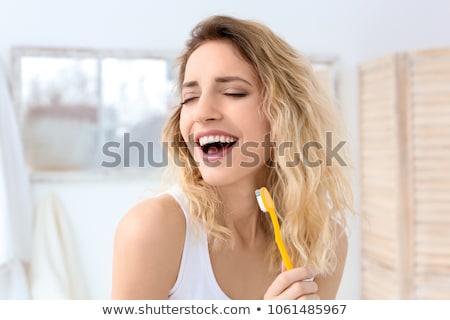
[30,192,88,299]
[0,70,33,299]
[0,69,88,299]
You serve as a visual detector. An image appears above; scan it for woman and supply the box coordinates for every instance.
[112,15,353,300]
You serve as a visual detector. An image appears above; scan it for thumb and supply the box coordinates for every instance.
[281,261,287,273]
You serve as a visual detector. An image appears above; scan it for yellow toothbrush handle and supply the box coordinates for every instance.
[268,208,293,270]
[276,238,293,270]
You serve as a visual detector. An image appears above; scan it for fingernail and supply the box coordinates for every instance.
[305,268,315,279]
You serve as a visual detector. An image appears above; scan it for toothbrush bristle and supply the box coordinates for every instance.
[255,189,267,212]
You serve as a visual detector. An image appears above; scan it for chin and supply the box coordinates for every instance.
[197,163,266,189]
[198,166,236,187]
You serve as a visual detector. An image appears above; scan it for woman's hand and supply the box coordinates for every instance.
[264,265,319,300]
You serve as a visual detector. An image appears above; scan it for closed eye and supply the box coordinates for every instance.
[224,93,247,98]
[180,97,198,105]
[181,93,247,105]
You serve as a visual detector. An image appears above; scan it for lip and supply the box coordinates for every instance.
[194,129,239,143]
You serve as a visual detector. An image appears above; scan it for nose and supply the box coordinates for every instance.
[193,93,222,123]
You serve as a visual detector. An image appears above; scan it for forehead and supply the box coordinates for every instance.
[184,40,257,83]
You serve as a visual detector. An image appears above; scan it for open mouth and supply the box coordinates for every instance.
[197,135,238,160]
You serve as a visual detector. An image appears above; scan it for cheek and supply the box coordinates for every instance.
[179,109,190,142]
[244,114,270,141]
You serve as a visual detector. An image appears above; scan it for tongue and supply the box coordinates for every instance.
[207,143,223,155]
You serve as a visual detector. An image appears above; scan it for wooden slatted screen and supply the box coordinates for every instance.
[408,48,450,299]
[359,48,450,299]
[359,54,406,299]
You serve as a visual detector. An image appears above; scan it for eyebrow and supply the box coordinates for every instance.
[182,76,253,88]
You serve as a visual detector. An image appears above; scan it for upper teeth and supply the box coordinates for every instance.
[198,135,237,147]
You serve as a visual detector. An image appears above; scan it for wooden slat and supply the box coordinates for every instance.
[416,212,450,223]
[409,47,450,59]
[360,109,396,123]
[416,243,450,255]
[360,154,398,166]
[414,178,450,189]
[363,232,399,250]
[413,114,450,125]
[360,168,398,180]
[361,137,397,147]
[360,70,396,86]
[414,160,450,172]
[360,90,396,103]
[415,190,450,200]
[359,53,397,72]
[412,72,450,83]
[361,206,398,221]
[360,193,399,209]
[411,60,450,73]
[416,264,450,274]
[359,133,397,143]
[416,288,450,299]
[361,261,400,299]
[410,85,450,96]
[361,273,399,298]
[413,105,450,118]
[412,93,450,104]
[415,271,450,299]
[416,200,450,212]
[362,253,398,269]
[416,224,450,238]
[413,147,450,159]
[360,120,396,133]
[415,169,450,180]
[361,179,398,191]
[360,201,399,215]
[361,259,399,282]
[362,261,399,282]
[413,139,450,150]
[413,127,450,139]
[361,221,398,240]
[416,253,450,266]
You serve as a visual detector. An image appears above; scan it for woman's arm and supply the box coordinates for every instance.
[111,194,186,299]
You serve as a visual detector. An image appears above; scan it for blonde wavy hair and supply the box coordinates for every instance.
[162,15,353,275]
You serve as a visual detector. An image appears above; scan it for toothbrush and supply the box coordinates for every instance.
[255,187,293,270]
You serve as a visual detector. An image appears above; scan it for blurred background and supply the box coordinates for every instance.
[0,0,449,299]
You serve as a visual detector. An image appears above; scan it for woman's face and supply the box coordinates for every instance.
[179,40,270,188]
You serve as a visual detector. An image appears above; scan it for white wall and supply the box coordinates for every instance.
[30,172,163,299]
[2,0,450,299]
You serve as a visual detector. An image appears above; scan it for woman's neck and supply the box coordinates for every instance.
[217,183,266,246]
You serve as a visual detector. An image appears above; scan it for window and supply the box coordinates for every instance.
[12,47,176,172]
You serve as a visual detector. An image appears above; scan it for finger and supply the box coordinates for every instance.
[265,267,315,297]
[277,280,318,300]
[297,293,321,300]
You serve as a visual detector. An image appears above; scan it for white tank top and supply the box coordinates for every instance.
[166,186,230,300]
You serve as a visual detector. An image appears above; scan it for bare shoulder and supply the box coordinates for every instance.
[315,220,348,300]
[115,193,186,245]
[112,193,186,299]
